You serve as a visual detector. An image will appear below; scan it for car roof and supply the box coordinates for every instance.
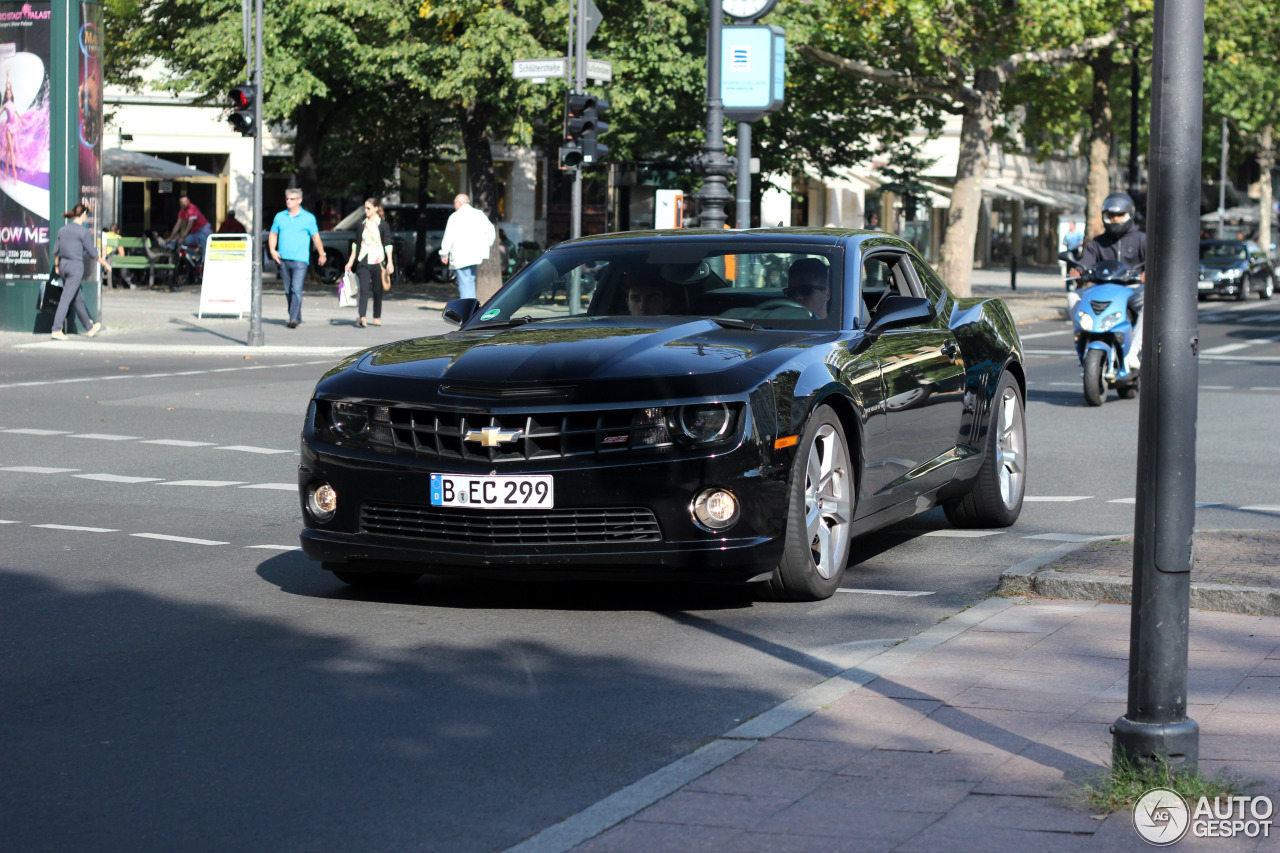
[552,227,908,253]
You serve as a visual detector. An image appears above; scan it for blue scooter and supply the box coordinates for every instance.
[1063,256,1143,406]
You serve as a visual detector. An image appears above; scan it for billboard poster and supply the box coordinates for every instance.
[0,1,51,278]
[77,1,99,242]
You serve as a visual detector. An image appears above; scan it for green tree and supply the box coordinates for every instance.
[799,0,1132,295]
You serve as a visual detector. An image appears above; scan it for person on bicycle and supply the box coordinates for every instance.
[167,194,212,252]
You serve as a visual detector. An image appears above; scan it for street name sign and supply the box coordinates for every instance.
[513,58,568,82]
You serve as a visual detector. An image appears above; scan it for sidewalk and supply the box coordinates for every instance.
[3,267,1068,356]
[512,595,1280,853]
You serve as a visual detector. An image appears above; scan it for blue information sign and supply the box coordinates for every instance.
[720,24,785,122]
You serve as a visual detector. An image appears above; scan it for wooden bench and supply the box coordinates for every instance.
[104,235,176,290]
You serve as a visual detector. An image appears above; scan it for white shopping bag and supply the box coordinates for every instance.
[338,271,357,308]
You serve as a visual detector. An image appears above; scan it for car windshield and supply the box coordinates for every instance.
[1201,242,1247,261]
[473,242,843,330]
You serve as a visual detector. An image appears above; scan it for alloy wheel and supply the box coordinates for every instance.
[995,385,1026,509]
[803,423,852,579]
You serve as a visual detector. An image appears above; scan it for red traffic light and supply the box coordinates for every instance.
[228,85,256,110]
[227,84,257,136]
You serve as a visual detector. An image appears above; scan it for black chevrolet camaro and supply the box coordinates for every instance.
[298,229,1027,600]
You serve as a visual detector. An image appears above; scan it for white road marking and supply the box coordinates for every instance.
[74,473,164,484]
[157,480,249,487]
[837,588,935,597]
[1023,349,1077,356]
[246,544,302,551]
[68,433,141,441]
[1019,330,1071,340]
[0,519,21,524]
[1242,505,1280,514]
[3,428,72,435]
[1023,533,1104,542]
[1049,382,1078,386]
[1108,498,1137,504]
[0,466,80,473]
[0,360,332,390]
[140,439,217,447]
[1202,343,1252,355]
[32,524,119,533]
[238,483,296,490]
[922,530,1002,538]
[130,533,229,545]
[1251,387,1280,391]
[1023,496,1092,502]
[216,445,293,455]
[1199,385,1233,390]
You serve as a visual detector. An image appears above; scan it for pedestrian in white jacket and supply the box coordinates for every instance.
[439,194,496,301]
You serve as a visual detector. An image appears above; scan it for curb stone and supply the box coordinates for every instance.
[998,539,1280,616]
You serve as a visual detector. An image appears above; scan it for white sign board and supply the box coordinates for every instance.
[198,234,252,318]
[513,58,568,81]
[586,58,612,82]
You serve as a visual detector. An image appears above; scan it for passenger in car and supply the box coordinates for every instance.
[783,257,831,319]
[626,279,673,316]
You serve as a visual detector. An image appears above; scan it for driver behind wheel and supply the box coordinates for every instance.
[626,279,673,316]
[784,257,831,319]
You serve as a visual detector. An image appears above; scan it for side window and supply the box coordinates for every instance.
[861,256,897,315]
[911,257,953,316]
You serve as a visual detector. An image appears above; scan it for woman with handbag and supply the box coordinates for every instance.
[343,197,394,328]
[50,203,112,340]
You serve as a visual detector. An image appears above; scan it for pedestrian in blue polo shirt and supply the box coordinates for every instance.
[268,188,326,328]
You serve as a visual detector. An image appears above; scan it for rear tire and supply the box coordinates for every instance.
[944,373,1026,529]
[766,405,854,601]
[1083,349,1107,407]
[326,563,422,589]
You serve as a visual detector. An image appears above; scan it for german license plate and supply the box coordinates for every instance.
[430,474,554,509]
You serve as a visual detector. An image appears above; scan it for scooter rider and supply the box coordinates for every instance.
[1068,192,1146,369]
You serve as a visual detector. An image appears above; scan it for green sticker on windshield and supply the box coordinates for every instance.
[481,309,501,320]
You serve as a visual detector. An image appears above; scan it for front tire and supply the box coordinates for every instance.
[1083,349,1107,407]
[766,405,854,601]
[1236,275,1251,301]
[944,373,1026,528]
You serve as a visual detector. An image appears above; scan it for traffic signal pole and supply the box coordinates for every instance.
[1111,0,1204,774]
[247,0,264,347]
[571,0,585,240]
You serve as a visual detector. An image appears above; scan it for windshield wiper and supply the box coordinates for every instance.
[709,317,761,331]
[472,315,534,329]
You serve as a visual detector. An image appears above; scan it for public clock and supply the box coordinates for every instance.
[723,0,778,21]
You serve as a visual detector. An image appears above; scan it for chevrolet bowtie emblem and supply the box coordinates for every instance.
[464,427,524,447]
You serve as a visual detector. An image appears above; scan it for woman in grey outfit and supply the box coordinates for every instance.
[51,203,112,340]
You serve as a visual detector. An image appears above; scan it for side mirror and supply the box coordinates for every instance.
[442,298,480,327]
[867,295,935,334]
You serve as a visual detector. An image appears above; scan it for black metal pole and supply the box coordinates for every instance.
[1112,0,1203,774]
[246,0,264,347]
[695,0,733,229]
[735,121,751,229]
[1009,252,1017,291]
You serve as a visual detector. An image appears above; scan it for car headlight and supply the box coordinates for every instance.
[672,403,734,443]
[1096,311,1123,332]
[1077,311,1094,332]
[329,402,370,440]
[1220,268,1244,280]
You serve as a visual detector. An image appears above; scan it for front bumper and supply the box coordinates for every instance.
[297,430,791,583]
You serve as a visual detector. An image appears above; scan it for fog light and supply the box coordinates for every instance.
[692,488,739,531]
[308,483,337,520]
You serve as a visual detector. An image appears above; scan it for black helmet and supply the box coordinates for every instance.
[1101,192,1136,237]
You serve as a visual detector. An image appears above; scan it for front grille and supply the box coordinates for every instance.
[1088,299,1112,314]
[370,406,671,463]
[361,502,663,546]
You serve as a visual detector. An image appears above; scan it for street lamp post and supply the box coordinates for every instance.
[247,0,264,347]
[695,0,734,230]
[1112,0,1204,774]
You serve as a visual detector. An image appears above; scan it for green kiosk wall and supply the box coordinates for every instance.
[0,1,103,333]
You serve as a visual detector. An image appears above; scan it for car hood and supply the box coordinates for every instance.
[351,318,817,388]
[1199,258,1246,270]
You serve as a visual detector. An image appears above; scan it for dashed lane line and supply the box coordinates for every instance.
[74,473,164,484]
[238,483,296,490]
[922,530,1002,538]
[0,466,80,473]
[130,533,230,546]
[32,524,120,533]
[1023,496,1092,502]
[246,544,302,551]
[156,480,249,487]
[4,428,71,435]
[1242,505,1280,514]
[69,433,143,441]
[215,445,294,455]
[836,588,935,597]
[0,359,333,390]
[140,439,217,447]
[1018,330,1072,340]
[1022,533,1106,542]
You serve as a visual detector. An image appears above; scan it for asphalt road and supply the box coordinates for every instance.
[2,295,1277,852]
